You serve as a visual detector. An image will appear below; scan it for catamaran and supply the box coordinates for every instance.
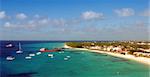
[16,42,23,54]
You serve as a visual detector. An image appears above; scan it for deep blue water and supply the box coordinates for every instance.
[0,41,149,77]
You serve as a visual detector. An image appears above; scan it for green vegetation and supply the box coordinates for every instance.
[66,42,150,50]
[66,42,83,48]
[66,41,150,58]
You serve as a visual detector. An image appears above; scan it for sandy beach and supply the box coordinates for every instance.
[64,44,150,65]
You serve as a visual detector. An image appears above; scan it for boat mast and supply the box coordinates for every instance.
[19,42,21,50]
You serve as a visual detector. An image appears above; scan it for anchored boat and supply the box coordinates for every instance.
[5,43,13,48]
[25,56,32,60]
[6,56,15,61]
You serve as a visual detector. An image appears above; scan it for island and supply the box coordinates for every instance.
[64,41,150,65]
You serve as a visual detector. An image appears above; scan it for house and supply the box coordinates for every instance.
[90,46,101,50]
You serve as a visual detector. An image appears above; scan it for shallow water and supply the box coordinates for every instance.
[0,41,149,77]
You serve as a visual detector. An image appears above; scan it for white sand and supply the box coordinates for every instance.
[64,44,150,65]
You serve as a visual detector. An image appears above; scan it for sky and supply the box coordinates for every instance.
[0,0,149,40]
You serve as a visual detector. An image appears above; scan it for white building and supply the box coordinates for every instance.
[112,47,122,51]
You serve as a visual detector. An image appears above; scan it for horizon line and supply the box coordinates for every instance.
[0,40,149,42]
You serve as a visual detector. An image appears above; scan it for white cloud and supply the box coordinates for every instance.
[38,18,49,24]
[0,11,6,19]
[4,22,11,27]
[52,19,66,26]
[141,9,150,16]
[16,13,27,20]
[81,11,104,20]
[114,8,134,17]
[4,22,13,28]
[6,18,66,30]
[3,11,105,31]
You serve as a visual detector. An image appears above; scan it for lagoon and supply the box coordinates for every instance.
[0,41,149,77]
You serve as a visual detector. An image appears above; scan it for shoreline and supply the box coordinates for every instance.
[64,44,150,65]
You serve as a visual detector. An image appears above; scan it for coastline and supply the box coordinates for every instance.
[64,44,150,65]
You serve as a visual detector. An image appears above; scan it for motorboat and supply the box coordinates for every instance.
[48,54,53,57]
[66,56,71,58]
[25,56,32,59]
[58,51,64,54]
[5,43,13,48]
[48,54,54,58]
[40,48,46,52]
[36,52,41,55]
[64,58,68,60]
[29,53,35,57]
[6,56,15,61]
[16,43,23,54]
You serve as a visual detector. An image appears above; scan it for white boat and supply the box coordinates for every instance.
[39,48,46,52]
[6,43,13,48]
[48,54,54,58]
[16,43,23,54]
[64,58,68,60]
[6,56,15,61]
[48,54,53,57]
[25,56,32,59]
[16,50,23,54]
[29,53,35,57]
[58,51,64,54]
[66,56,71,58]
[36,52,41,55]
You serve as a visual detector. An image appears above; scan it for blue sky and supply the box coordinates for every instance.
[0,0,149,40]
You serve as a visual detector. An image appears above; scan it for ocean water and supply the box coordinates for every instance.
[0,41,149,77]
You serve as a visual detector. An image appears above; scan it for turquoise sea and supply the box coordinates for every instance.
[0,41,149,77]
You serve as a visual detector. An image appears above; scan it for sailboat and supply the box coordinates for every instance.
[16,42,23,54]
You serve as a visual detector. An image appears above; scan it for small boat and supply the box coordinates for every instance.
[40,48,46,52]
[48,54,54,58]
[16,43,23,54]
[6,56,15,61]
[25,56,32,59]
[29,53,35,57]
[48,54,53,57]
[64,58,68,60]
[5,43,13,48]
[66,56,71,58]
[40,48,61,52]
[36,52,41,55]
[58,51,64,54]
[16,50,23,54]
